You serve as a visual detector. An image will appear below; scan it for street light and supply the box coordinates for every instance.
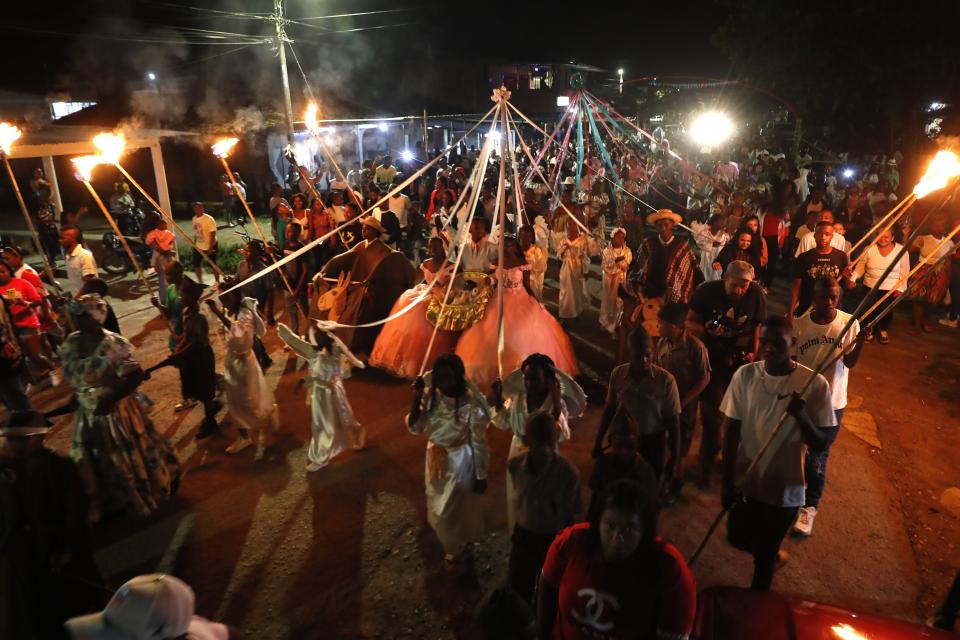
[689,111,734,147]
[618,68,624,94]
[146,71,157,81]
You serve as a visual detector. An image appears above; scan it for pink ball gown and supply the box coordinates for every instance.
[369,262,459,379]
[455,265,579,390]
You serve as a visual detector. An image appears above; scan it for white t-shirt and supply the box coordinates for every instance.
[388,193,411,227]
[794,231,850,257]
[329,205,346,224]
[860,243,910,292]
[65,244,98,294]
[193,214,218,251]
[793,310,858,410]
[461,238,496,272]
[720,361,836,507]
[915,235,955,261]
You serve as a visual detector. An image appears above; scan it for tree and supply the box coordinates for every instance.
[713,0,960,152]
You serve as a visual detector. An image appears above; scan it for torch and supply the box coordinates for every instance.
[91,133,223,280]
[72,155,153,293]
[304,103,365,210]
[0,123,61,292]
[211,137,305,318]
[848,150,960,260]
[690,158,960,566]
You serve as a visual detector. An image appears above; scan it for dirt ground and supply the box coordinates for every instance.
[16,227,960,639]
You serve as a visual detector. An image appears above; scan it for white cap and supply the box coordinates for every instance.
[65,575,194,640]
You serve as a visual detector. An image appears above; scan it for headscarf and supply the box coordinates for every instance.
[68,293,108,325]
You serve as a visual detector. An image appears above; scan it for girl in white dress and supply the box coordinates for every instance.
[556,217,600,319]
[599,228,633,334]
[407,354,490,560]
[692,214,730,283]
[491,354,586,533]
[520,224,547,301]
[278,321,366,471]
[206,291,279,456]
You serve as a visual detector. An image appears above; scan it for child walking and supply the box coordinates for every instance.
[556,217,599,320]
[278,320,365,471]
[206,284,279,456]
[599,227,632,334]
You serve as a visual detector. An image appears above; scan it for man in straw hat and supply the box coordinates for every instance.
[1,411,105,640]
[630,209,702,307]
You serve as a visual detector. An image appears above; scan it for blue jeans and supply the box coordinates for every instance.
[804,408,844,508]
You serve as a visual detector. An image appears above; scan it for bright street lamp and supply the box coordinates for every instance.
[689,111,734,147]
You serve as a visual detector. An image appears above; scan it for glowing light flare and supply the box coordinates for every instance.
[689,112,734,147]
[831,623,869,640]
[211,137,239,158]
[913,150,960,198]
[72,155,105,182]
[377,122,388,132]
[92,132,126,165]
[842,168,855,179]
[0,122,22,155]
[401,150,414,162]
[305,102,319,135]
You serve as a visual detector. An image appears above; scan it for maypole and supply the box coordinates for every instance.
[494,87,510,379]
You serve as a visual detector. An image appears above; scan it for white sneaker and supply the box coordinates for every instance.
[225,437,253,454]
[793,506,817,536]
[939,318,959,329]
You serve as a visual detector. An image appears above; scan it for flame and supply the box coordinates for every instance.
[72,155,105,182]
[913,150,960,198]
[0,122,22,155]
[211,137,239,158]
[92,132,126,165]
[831,623,869,640]
[305,102,319,135]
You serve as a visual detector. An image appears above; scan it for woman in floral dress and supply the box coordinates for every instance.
[61,294,181,521]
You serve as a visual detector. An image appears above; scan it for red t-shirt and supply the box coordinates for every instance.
[761,212,782,238]
[542,523,696,640]
[0,277,42,328]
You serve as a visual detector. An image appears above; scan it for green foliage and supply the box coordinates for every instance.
[215,242,244,275]
[173,241,244,275]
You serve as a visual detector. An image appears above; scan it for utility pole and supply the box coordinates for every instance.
[274,0,295,142]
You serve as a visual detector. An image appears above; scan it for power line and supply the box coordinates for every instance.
[292,21,416,40]
[0,24,269,46]
[294,8,416,21]
[136,1,272,20]
[285,41,316,102]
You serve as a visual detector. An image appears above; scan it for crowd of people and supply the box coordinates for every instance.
[1,117,959,640]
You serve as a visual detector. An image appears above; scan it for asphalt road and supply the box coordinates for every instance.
[19,249,960,639]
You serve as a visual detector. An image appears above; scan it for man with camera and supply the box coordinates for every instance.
[686,260,766,489]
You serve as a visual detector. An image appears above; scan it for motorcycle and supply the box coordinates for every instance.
[112,200,148,238]
[100,231,154,276]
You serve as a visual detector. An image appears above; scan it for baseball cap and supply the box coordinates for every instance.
[724,260,755,282]
[65,574,194,640]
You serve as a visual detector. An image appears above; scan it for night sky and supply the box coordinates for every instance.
[0,0,730,100]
